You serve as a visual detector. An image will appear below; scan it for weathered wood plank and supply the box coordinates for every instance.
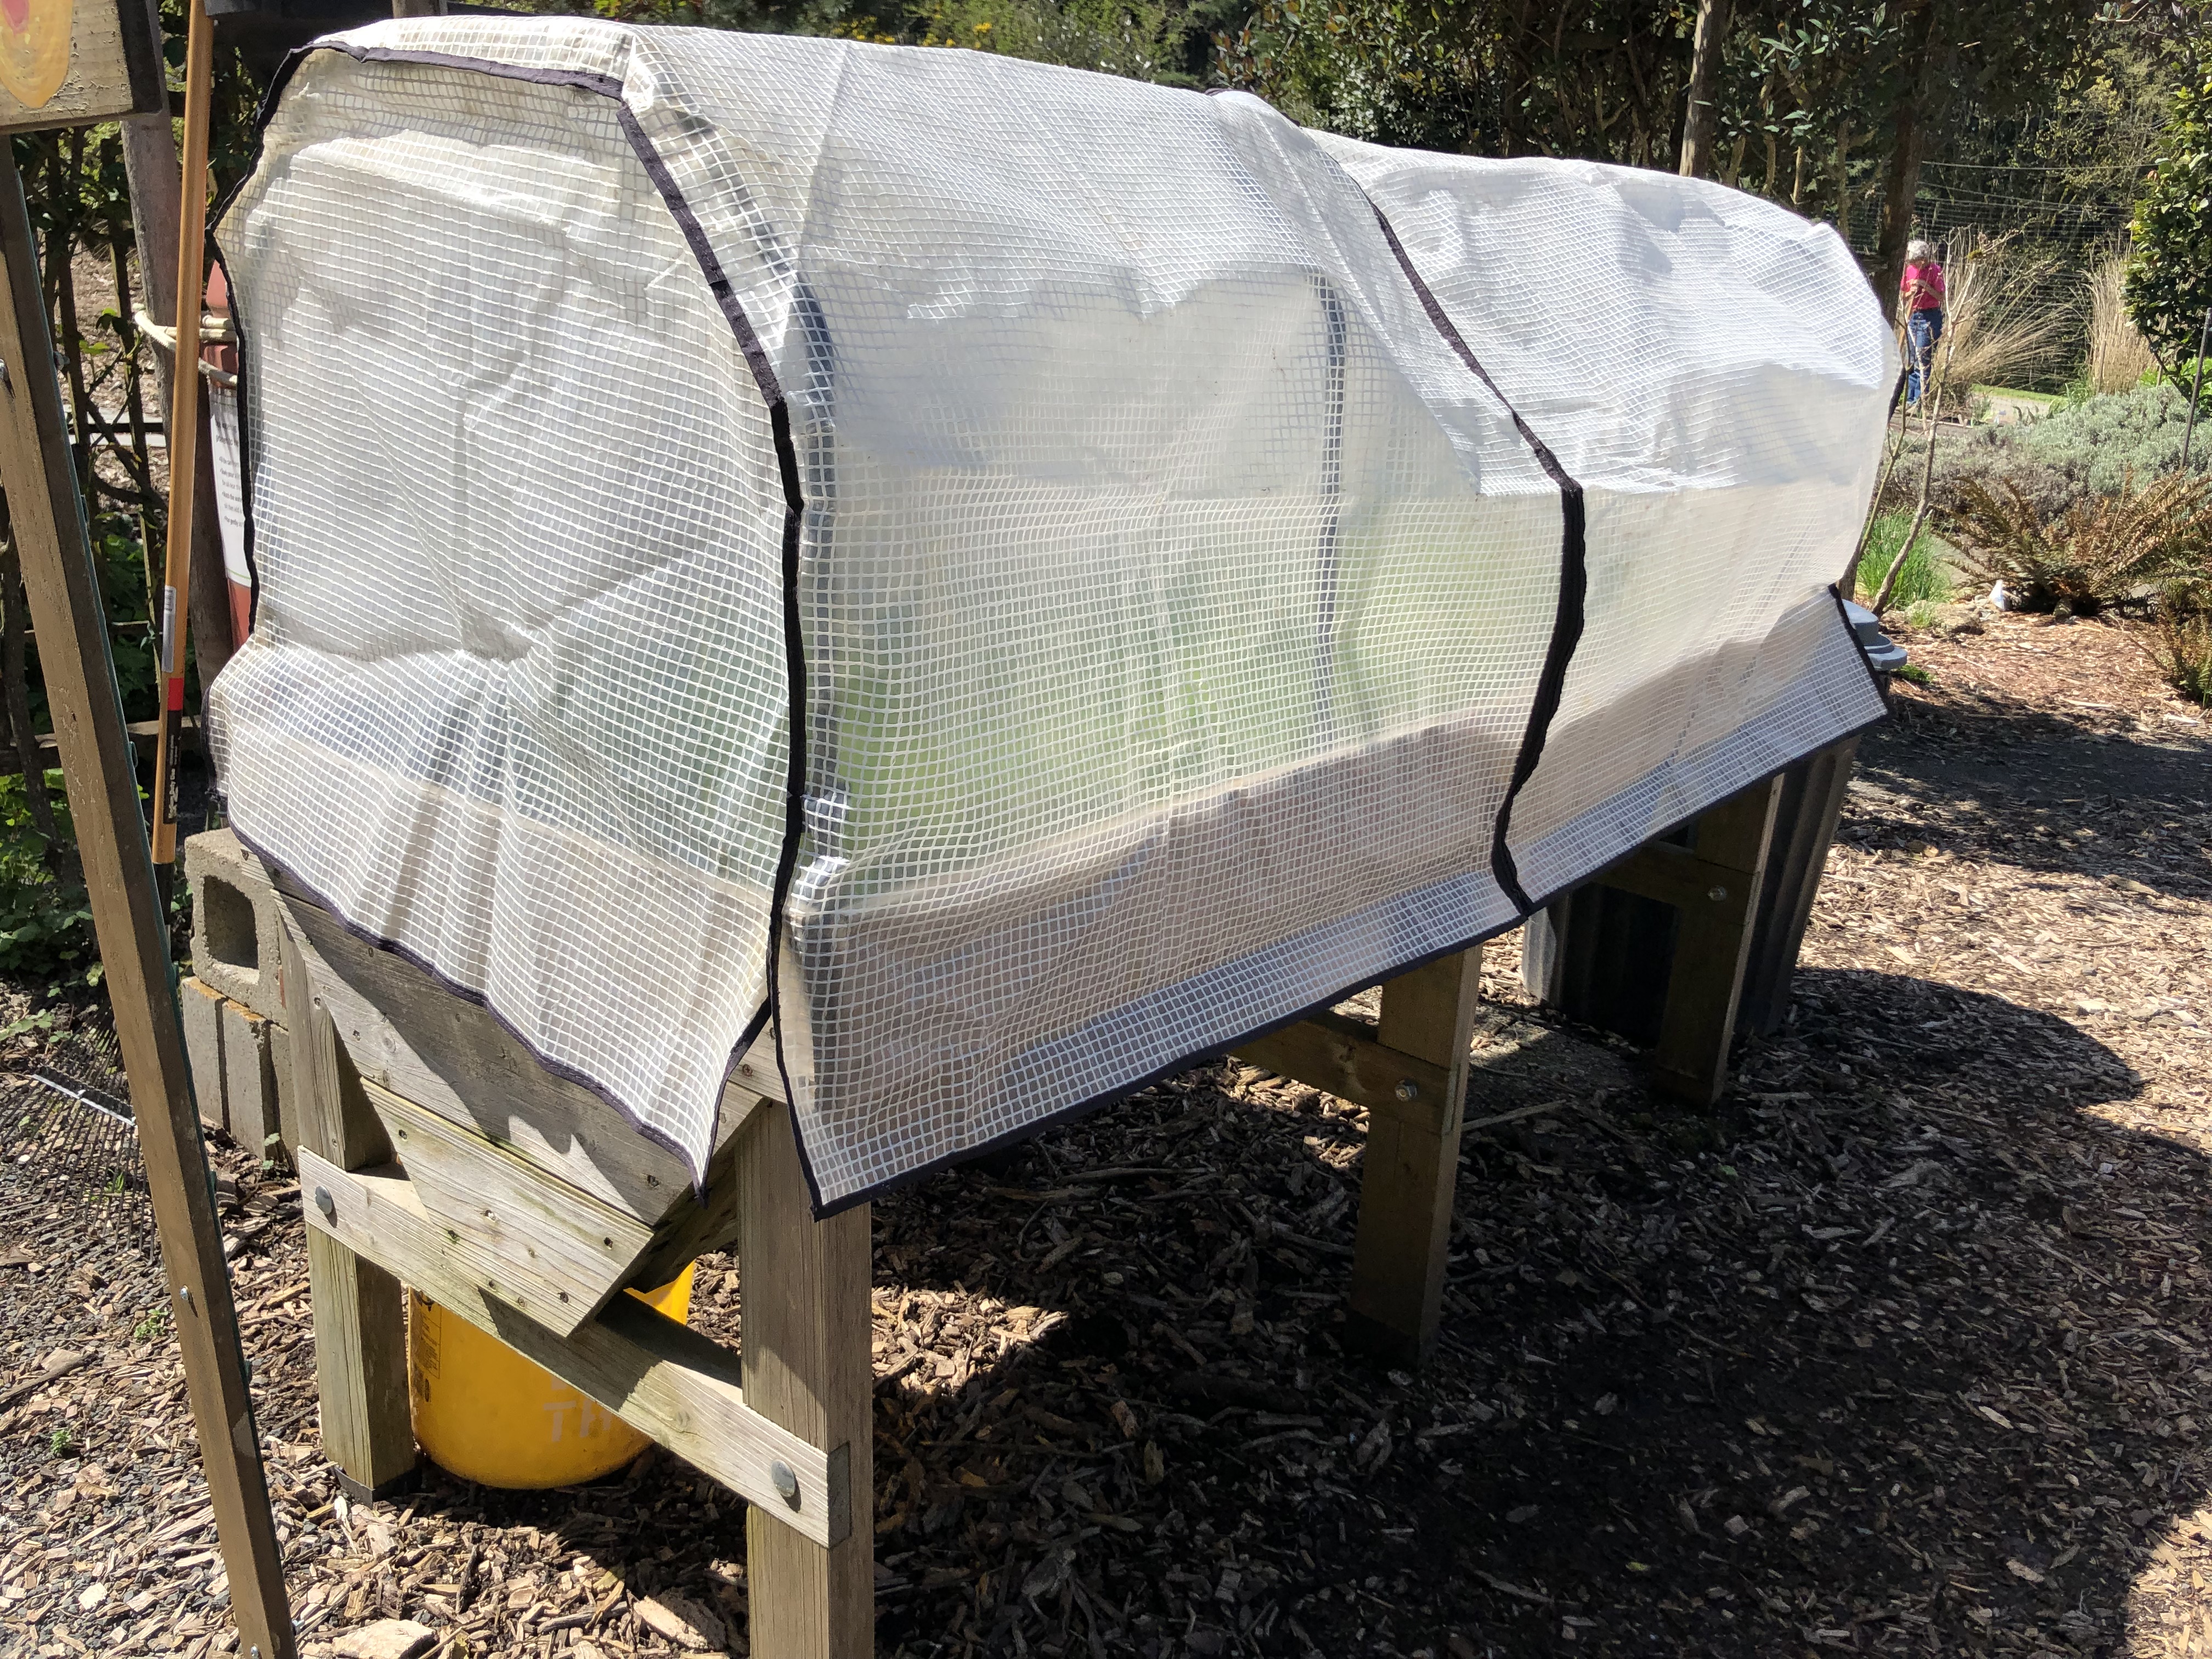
[0,0,164,132]
[278,888,703,1223]
[1593,839,1756,926]
[362,1078,655,1335]
[1651,775,1783,1105]
[1344,949,1482,1363]
[296,1148,848,1547]
[738,1102,873,1655]
[292,939,416,1499]
[1232,1011,1449,1129]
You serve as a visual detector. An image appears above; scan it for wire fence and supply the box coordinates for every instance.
[0,1009,155,1259]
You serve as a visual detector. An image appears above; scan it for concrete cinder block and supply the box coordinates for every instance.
[184,828,289,1024]
[221,998,281,1163]
[179,975,227,1133]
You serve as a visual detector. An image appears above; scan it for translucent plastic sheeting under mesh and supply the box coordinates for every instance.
[210,18,1892,1208]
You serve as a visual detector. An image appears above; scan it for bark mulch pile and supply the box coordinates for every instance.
[0,606,2207,1659]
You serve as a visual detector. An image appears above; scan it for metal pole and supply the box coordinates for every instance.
[2182,304,2210,475]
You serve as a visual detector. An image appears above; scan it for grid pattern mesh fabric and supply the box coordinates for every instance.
[210,19,1892,1209]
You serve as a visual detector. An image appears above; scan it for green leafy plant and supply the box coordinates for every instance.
[911,0,1178,78]
[48,1426,75,1457]
[0,772,99,989]
[1856,510,1954,610]
[1945,471,2212,616]
[2127,60,2212,363]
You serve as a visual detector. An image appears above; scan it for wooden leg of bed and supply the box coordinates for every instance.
[738,1102,874,1658]
[1344,947,1482,1365]
[1651,774,1784,1106]
[293,962,417,1498]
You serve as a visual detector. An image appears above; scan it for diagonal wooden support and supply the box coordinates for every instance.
[0,151,294,1655]
[297,1147,851,1545]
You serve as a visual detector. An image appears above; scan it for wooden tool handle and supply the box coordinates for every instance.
[149,0,213,865]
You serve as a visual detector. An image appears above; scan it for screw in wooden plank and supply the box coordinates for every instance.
[1707,886,1728,902]
[1394,1081,1419,1102]
[313,1187,335,1222]
[770,1460,800,1507]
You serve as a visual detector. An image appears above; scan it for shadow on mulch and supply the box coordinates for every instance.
[814,959,2197,1659]
[1850,658,2211,904]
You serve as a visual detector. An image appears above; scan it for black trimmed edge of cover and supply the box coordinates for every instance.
[1362,201,1588,918]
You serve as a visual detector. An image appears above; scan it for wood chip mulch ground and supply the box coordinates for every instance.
[0,606,2208,1659]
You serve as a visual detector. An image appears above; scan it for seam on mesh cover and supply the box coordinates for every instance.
[226,40,810,1198]
[1363,202,1588,917]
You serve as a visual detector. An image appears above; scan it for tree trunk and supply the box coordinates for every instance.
[1678,0,1734,176]
[1874,0,1944,321]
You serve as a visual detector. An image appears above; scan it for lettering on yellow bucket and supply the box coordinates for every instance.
[408,1264,695,1490]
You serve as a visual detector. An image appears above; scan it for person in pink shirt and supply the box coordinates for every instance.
[1900,239,1946,407]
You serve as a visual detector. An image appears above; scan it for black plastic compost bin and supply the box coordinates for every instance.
[1520,600,1904,1043]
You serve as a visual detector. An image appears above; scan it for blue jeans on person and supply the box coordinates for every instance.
[1906,308,1943,405]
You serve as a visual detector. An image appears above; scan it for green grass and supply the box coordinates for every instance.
[1855,510,1957,611]
[1974,385,2063,405]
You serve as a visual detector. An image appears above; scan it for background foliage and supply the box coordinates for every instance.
[2126,55,2212,363]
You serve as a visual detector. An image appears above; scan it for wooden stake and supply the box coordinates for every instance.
[1650,775,1783,1106]
[738,1102,873,1656]
[0,150,295,1657]
[1344,946,1482,1364]
[149,0,213,865]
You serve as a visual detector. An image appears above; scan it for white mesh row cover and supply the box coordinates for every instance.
[208,16,1895,1210]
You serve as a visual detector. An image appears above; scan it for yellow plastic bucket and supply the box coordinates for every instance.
[408,1265,695,1489]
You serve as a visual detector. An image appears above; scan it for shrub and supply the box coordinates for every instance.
[1929,232,2072,396]
[2148,584,2212,704]
[2126,61,2212,362]
[2017,382,2211,494]
[1944,471,2212,616]
[0,772,98,988]
[1879,426,2081,523]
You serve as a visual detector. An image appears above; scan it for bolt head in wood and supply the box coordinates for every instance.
[314,1186,336,1222]
[1707,885,1728,902]
[1394,1080,1418,1102]
[770,1460,799,1506]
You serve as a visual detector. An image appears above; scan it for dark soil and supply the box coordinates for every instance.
[0,608,2207,1659]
